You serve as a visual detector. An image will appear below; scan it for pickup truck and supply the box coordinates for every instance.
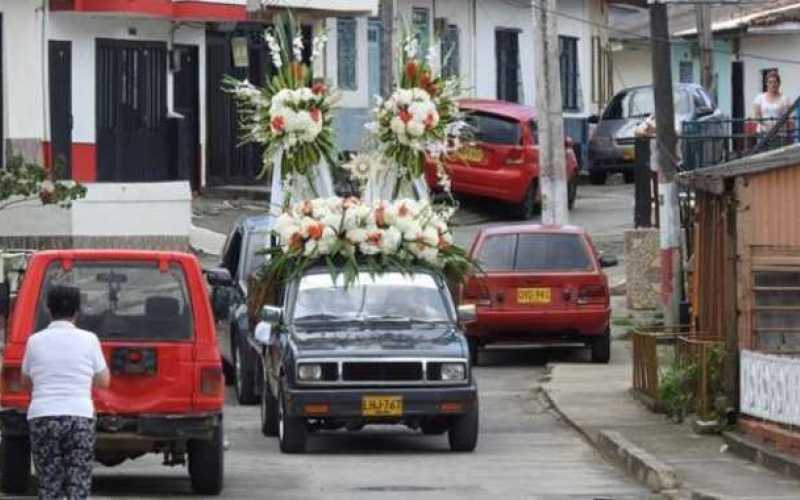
[0,250,225,495]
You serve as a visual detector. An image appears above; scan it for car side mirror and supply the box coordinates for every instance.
[457,304,477,324]
[254,321,275,346]
[0,282,10,318]
[587,114,600,125]
[599,256,618,268]
[261,305,283,325]
[695,105,714,118]
[204,267,234,287]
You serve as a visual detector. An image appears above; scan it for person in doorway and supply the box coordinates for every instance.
[21,285,110,500]
[753,70,794,135]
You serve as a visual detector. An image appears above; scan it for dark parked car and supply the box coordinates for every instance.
[253,268,479,454]
[587,83,727,185]
[206,215,273,405]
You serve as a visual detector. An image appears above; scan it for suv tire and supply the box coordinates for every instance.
[448,404,479,452]
[589,171,607,185]
[568,177,578,210]
[187,425,224,496]
[0,435,31,494]
[234,335,259,405]
[261,379,280,437]
[590,329,611,364]
[278,388,307,453]
[467,337,479,367]
[514,182,539,220]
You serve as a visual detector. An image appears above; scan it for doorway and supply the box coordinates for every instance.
[173,45,200,190]
[495,29,520,103]
[96,39,169,182]
[49,40,72,179]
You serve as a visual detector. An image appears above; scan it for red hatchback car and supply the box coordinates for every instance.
[461,225,617,364]
[425,99,579,219]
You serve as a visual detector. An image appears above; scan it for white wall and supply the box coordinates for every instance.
[612,43,652,91]
[740,33,800,112]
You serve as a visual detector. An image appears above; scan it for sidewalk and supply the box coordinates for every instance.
[543,340,800,499]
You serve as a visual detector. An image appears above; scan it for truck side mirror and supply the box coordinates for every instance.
[204,267,234,287]
[457,304,476,324]
[261,305,283,325]
[0,282,10,318]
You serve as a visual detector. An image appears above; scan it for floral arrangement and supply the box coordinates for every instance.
[365,32,466,195]
[262,196,472,286]
[225,15,337,193]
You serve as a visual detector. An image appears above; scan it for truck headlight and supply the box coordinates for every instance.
[297,363,323,381]
[440,363,466,381]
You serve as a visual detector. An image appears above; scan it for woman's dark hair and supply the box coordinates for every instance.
[47,286,81,320]
[767,70,781,86]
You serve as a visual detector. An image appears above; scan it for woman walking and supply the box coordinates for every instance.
[21,285,110,499]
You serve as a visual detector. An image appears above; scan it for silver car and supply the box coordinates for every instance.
[587,83,727,185]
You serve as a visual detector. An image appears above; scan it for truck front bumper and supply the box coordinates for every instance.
[284,384,478,419]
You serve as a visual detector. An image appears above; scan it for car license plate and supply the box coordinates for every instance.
[622,146,635,161]
[361,396,403,417]
[517,288,551,304]
[457,146,484,163]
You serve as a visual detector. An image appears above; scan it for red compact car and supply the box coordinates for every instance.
[460,225,617,364]
[425,99,579,219]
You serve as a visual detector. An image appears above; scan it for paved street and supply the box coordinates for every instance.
[80,351,650,499]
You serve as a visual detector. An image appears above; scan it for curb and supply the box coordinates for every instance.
[723,430,800,480]
[541,386,680,493]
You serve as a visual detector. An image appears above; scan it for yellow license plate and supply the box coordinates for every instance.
[457,146,484,163]
[517,288,551,304]
[361,396,403,417]
[622,147,635,161]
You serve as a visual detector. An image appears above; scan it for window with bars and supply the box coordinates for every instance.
[753,267,800,352]
[337,17,357,91]
[412,7,431,57]
[441,24,460,79]
[679,61,694,84]
[559,36,579,112]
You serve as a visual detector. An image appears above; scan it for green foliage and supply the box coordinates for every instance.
[659,360,698,423]
[0,155,87,211]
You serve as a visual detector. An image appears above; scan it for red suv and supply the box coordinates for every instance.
[424,99,579,219]
[461,225,616,364]
[0,250,225,495]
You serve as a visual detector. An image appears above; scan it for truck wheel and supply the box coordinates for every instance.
[188,425,224,495]
[261,379,279,437]
[589,171,607,185]
[1,435,31,494]
[234,336,259,405]
[590,329,611,364]
[278,388,307,453]
[448,404,479,452]
[568,177,578,210]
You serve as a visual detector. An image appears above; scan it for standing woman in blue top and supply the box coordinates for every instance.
[21,286,110,500]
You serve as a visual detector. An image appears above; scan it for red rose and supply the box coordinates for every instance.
[367,232,382,245]
[309,108,321,123]
[405,62,417,81]
[399,109,413,124]
[312,82,327,95]
[271,115,285,133]
[424,113,435,129]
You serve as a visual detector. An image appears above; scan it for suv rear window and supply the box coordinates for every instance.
[477,233,592,271]
[465,112,521,145]
[35,261,193,341]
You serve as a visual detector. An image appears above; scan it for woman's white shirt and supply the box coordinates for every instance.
[754,93,791,120]
[21,321,108,420]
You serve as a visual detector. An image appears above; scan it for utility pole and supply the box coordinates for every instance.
[650,2,682,326]
[531,0,568,225]
[696,2,714,91]
[379,0,394,98]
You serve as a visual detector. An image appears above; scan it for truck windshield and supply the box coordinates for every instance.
[34,261,193,341]
[293,272,450,324]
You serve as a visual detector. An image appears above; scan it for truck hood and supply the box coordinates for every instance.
[288,325,466,359]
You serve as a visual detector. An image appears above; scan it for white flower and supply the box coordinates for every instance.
[292,34,304,62]
[380,227,402,255]
[407,120,425,137]
[317,227,338,255]
[390,117,406,136]
[346,228,368,244]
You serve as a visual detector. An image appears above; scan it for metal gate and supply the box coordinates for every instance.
[96,39,169,182]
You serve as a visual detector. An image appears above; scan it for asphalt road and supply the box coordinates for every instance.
[72,349,649,500]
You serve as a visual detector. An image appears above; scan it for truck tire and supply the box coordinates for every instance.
[278,388,307,453]
[261,379,279,437]
[0,435,31,494]
[448,404,479,452]
[590,329,611,364]
[234,335,259,405]
[589,171,607,185]
[188,425,224,495]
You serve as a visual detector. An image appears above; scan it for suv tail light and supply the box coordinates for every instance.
[504,148,525,166]
[462,280,491,307]
[1,365,23,394]
[200,367,224,396]
[578,285,608,305]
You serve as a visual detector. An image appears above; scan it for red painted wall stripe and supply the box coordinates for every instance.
[41,142,97,182]
[60,0,246,21]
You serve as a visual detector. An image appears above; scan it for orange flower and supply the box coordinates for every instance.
[289,232,304,252]
[398,203,410,217]
[405,62,417,81]
[300,200,313,216]
[307,223,324,240]
[271,115,285,133]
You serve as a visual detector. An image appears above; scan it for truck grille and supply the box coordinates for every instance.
[342,362,423,382]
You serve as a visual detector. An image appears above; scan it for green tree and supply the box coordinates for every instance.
[0,155,86,211]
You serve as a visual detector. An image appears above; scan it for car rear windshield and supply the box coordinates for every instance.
[465,111,521,145]
[603,88,692,120]
[34,261,193,341]
[477,233,592,271]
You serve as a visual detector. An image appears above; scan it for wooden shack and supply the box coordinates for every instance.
[679,144,800,453]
